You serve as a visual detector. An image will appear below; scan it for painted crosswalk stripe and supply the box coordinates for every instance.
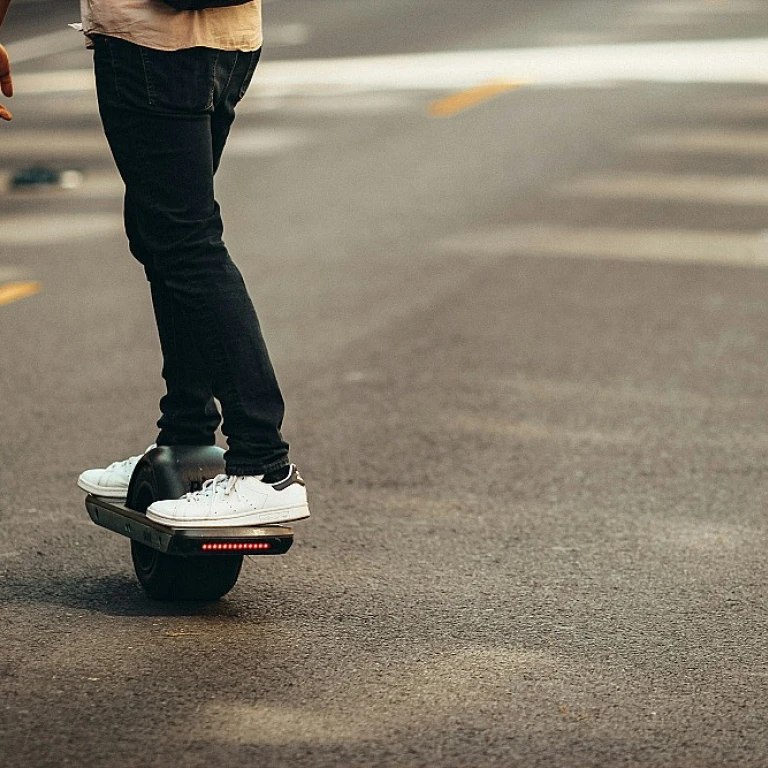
[437,225,768,268]
[557,172,768,205]
[0,282,41,307]
[633,130,768,155]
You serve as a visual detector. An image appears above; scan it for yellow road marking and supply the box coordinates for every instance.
[0,281,42,307]
[428,81,526,117]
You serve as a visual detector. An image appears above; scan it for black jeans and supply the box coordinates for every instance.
[93,35,289,476]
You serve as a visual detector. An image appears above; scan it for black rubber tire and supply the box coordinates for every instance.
[130,540,243,601]
[128,475,243,601]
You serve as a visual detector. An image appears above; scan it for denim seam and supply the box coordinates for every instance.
[207,50,222,111]
[138,47,155,107]
[104,37,121,102]
[167,280,181,424]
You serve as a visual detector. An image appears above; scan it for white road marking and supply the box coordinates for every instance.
[5,29,84,64]
[11,87,416,118]
[250,38,768,94]
[238,91,416,116]
[16,92,98,116]
[633,129,768,155]
[12,69,95,95]
[13,36,768,97]
[437,225,768,268]
[628,0,761,17]
[2,214,123,246]
[223,127,312,156]
[0,267,23,282]
[558,172,768,205]
[0,125,307,160]
[267,23,311,48]
[0,128,109,159]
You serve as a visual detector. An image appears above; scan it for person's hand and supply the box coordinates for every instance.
[0,43,12,121]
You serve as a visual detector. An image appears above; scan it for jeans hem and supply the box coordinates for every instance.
[156,437,217,447]
[226,458,289,477]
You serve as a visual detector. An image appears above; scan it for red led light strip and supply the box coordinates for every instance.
[201,542,272,552]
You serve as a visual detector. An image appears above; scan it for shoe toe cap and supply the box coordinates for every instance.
[78,468,113,489]
[77,468,129,495]
[146,498,190,521]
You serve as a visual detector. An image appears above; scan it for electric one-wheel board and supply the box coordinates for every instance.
[84,445,294,601]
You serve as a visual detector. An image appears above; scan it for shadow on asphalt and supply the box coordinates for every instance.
[0,573,260,618]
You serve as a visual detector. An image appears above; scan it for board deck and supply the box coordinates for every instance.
[85,495,294,556]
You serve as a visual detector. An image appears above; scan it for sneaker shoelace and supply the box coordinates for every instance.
[106,445,154,473]
[182,474,239,510]
[106,455,141,473]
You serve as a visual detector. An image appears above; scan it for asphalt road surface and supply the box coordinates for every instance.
[1,1,768,766]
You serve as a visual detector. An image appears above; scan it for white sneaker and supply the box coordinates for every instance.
[145,465,310,528]
[77,445,156,498]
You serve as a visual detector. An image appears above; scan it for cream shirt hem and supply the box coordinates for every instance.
[80,0,263,52]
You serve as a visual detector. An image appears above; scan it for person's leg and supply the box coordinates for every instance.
[93,36,289,475]
[202,47,286,474]
[122,50,261,449]
[124,194,221,447]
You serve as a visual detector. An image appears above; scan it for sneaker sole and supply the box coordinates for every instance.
[145,504,311,529]
[76,477,129,498]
